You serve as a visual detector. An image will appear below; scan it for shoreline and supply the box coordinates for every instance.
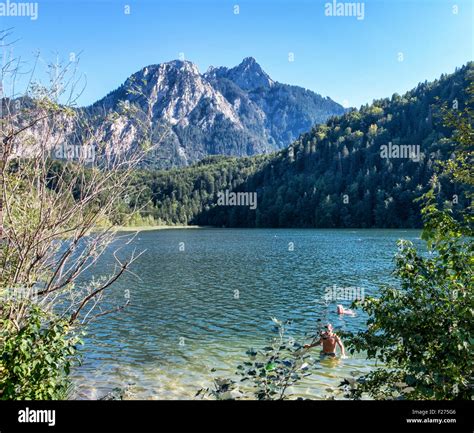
[110,226,422,232]
[93,225,423,234]
[113,225,209,232]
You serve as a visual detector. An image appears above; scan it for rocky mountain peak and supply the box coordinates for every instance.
[73,57,345,168]
[204,58,274,91]
[129,60,201,89]
[240,56,258,66]
[224,57,274,91]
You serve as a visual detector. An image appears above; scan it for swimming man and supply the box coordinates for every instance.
[304,323,346,358]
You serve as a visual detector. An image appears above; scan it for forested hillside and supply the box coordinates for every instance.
[117,63,473,228]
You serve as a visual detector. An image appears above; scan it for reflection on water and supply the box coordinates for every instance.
[71,228,421,399]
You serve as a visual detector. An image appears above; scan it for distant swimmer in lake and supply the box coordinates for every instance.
[304,323,346,359]
[337,304,355,316]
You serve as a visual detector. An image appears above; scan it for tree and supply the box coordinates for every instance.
[342,83,473,400]
[0,31,159,399]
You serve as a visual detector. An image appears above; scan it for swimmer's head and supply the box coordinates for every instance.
[337,305,344,314]
[324,323,333,332]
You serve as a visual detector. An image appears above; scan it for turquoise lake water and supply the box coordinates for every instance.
[71,228,423,399]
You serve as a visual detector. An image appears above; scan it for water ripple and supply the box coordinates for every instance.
[71,228,422,399]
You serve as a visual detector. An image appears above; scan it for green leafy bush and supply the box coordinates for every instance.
[343,84,473,400]
[198,318,315,400]
[0,305,82,400]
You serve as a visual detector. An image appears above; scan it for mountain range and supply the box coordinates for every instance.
[82,57,345,168]
[119,62,472,228]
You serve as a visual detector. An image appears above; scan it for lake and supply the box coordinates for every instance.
[71,228,423,400]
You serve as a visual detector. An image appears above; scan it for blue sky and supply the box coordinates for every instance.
[1,0,472,108]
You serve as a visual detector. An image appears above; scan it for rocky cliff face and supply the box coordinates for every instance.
[205,57,275,91]
[21,58,346,168]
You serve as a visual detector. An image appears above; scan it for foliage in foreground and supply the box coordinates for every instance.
[197,318,316,400]
[343,83,473,400]
[0,305,82,399]
[0,31,149,400]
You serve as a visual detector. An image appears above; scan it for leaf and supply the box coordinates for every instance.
[265,362,276,371]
